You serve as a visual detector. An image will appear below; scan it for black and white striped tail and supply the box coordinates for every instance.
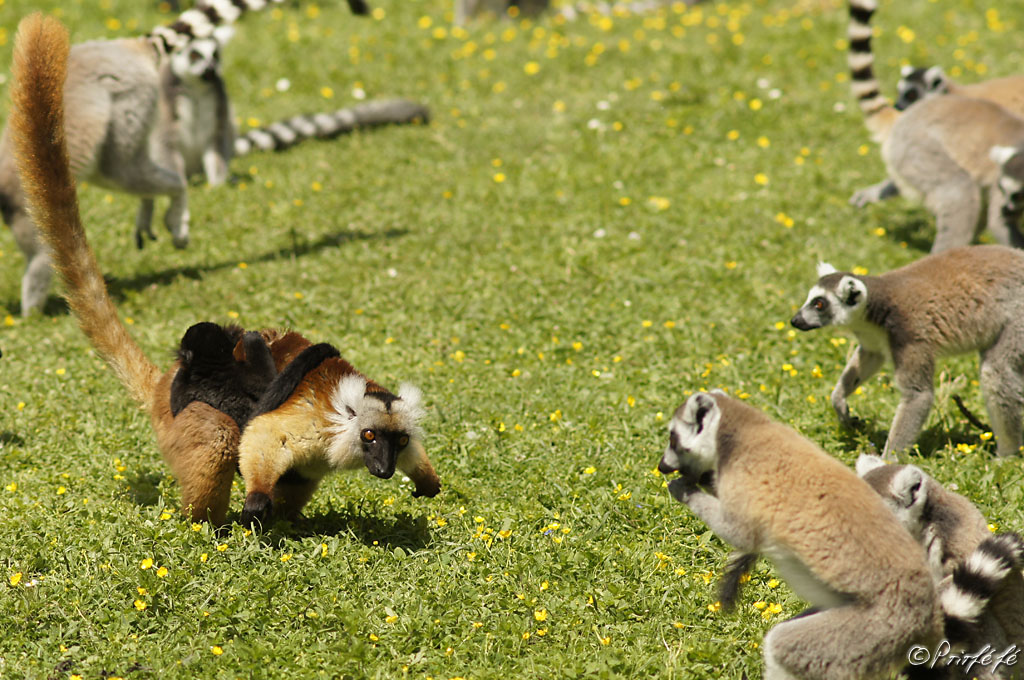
[149,0,287,54]
[148,0,371,55]
[847,0,889,119]
[234,98,430,156]
[717,551,758,611]
[943,532,1024,643]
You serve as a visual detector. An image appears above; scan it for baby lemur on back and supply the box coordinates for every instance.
[10,13,441,526]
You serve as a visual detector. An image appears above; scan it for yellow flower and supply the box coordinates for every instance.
[754,173,769,185]
[583,466,596,475]
[708,601,722,612]
[524,61,540,75]
[140,558,153,570]
[216,544,227,552]
[767,579,780,588]
[599,635,610,645]
[200,553,208,563]
[281,554,292,562]
[134,599,147,611]
[211,645,224,655]
[320,86,334,99]
[386,614,398,623]
[156,567,168,578]
[9,572,22,586]
[534,609,548,622]
[369,633,379,642]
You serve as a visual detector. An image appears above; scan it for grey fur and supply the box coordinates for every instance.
[857,454,1024,674]
[661,392,941,679]
[792,246,1024,458]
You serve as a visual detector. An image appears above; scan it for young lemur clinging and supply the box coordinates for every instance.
[9,13,441,526]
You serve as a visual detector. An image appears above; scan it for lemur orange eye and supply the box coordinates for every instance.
[361,429,375,442]
[398,435,410,448]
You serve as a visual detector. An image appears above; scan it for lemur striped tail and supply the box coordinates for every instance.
[10,14,160,409]
[942,532,1024,643]
[847,0,899,143]
[234,99,430,156]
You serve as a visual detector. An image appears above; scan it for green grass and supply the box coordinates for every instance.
[1,0,1023,677]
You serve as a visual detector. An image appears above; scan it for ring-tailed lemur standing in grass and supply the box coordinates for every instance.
[845,0,1024,252]
[857,455,1024,669]
[0,0,298,314]
[791,247,1024,459]
[9,13,441,526]
[659,392,943,679]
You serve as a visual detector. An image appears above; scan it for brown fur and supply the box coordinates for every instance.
[9,14,439,526]
[663,394,942,679]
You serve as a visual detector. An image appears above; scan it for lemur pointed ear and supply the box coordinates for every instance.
[900,65,915,77]
[816,262,837,278]
[891,466,927,510]
[855,453,886,477]
[838,275,866,306]
[990,145,1021,167]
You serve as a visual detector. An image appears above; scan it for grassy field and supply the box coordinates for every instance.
[1,0,1023,677]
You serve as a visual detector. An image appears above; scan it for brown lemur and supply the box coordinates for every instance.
[8,13,441,526]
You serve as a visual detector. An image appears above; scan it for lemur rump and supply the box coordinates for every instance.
[9,14,440,526]
[660,392,942,679]
[857,455,1024,665]
[846,0,1024,251]
[792,246,1024,458]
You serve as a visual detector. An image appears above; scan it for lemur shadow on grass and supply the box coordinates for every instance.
[7,227,407,316]
[836,414,992,458]
[236,502,433,552]
[0,432,25,447]
[875,211,938,253]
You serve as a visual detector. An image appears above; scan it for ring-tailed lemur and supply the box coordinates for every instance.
[0,0,293,313]
[791,247,1024,458]
[857,454,1024,669]
[845,0,1024,252]
[660,391,942,679]
[1,0,383,312]
[9,13,441,525]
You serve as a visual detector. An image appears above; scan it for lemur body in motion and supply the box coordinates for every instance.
[8,13,440,525]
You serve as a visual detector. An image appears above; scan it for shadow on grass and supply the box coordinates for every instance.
[879,212,935,253]
[241,502,433,552]
[834,412,990,458]
[0,432,26,447]
[4,227,408,316]
[124,471,165,508]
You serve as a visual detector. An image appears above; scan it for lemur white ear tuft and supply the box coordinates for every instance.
[900,65,915,77]
[990,145,1020,167]
[816,262,837,278]
[923,65,946,89]
[855,453,886,477]
[335,374,368,417]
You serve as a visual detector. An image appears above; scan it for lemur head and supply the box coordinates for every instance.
[327,375,425,480]
[856,454,930,539]
[168,36,225,83]
[791,263,868,331]
[895,65,949,110]
[991,145,1024,217]
[177,322,242,367]
[659,391,724,484]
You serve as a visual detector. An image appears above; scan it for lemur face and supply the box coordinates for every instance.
[792,267,868,331]
[659,392,722,483]
[359,427,410,479]
[992,146,1024,217]
[169,39,221,81]
[895,65,948,111]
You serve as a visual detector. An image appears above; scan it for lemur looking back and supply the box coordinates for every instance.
[9,13,441,525]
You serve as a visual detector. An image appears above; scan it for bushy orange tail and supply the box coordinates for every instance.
[10,13,159,408]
